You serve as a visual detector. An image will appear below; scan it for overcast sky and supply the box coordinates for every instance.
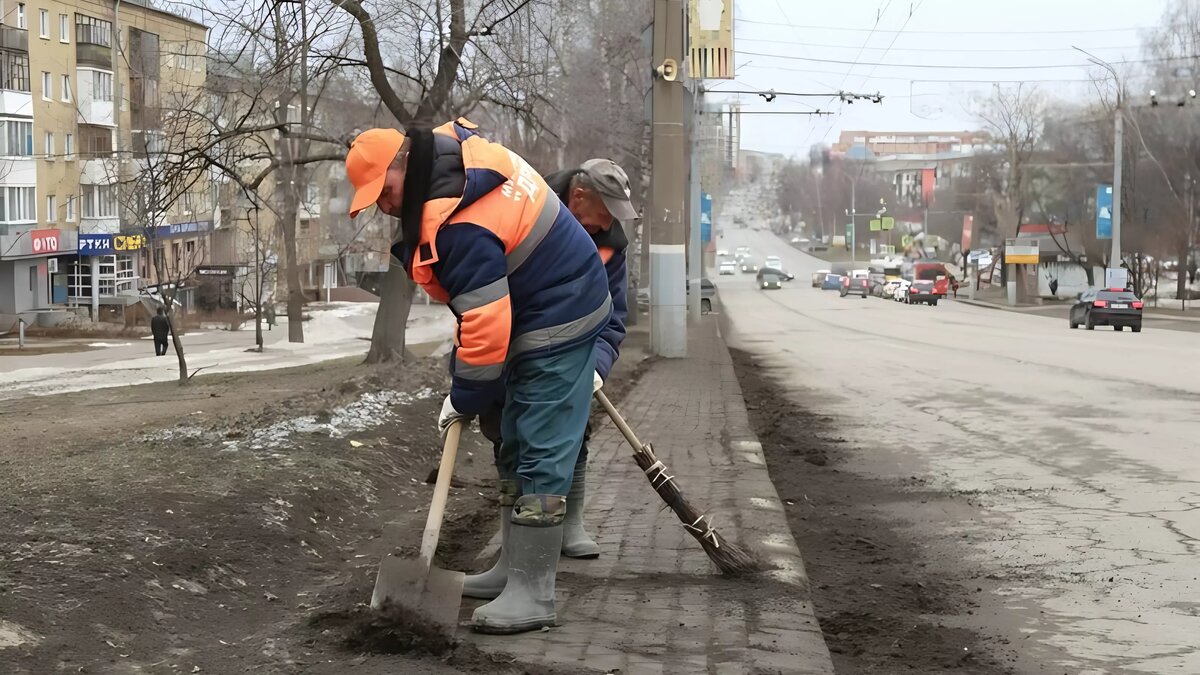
[722,0,1176,156]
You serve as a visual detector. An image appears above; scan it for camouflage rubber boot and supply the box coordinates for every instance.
[463,480,518,600]
[561,461,600,559]
[471,494,565,634]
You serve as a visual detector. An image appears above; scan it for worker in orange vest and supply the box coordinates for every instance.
[345,120,611,634]
[468,160,634,600]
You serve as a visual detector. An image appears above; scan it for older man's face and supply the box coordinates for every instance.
[568,187,612,233]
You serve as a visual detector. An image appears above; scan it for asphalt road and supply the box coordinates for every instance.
[719,228,1200,674]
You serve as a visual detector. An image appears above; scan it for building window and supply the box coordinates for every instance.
[16,3,26,30]
[46,195,56,222]
[82,184,116,218]
[0,119,33,156]
[0,50,29,92]
[58,14,68,42]
[65,194,76,222]
[90,70,113,101]
[64,132,73,159]
[40,71,49,100]
[60,74,70,102]
[42,131,52,160]
[37,9,47,38]
[74,14,112,47]
[0,186,37,223]
[79,125,112,158]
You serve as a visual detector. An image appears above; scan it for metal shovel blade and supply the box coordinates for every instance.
[370,554,465,631]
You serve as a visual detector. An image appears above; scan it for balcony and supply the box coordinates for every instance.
[0,89,32,116]
[79,217,120,235]
[0,158,37,184]
[77,98,114,127]
[80,158,118,185]
[0,26,28,53]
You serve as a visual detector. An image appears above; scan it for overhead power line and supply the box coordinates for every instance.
[735,17,1147,35]
[739,61,1100,84]
[736,36,1143,54]
[739,49,1200,70]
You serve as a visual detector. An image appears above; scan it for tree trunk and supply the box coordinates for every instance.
[365,263,415,363]
[168,310,189,385]
[280,188,305,344]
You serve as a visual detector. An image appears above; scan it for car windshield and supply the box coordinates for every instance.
[1097,291,1139,302]
[762,270,785,280]
[913,280,935,290]
[742,258,757,266]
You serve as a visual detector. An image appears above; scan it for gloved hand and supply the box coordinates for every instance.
[437,394,468,441]
[593,370,603,393]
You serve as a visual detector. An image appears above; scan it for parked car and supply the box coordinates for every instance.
[820,273,844,291]
[740,257,760,273]
[903,279,940,305]
[718,260,737,275]
[757,268,787,290]
[840,276,869,298]
[889,279,913,300]
[880,279,905,299]
[812,269,831,288]
[1070,288,1143,331]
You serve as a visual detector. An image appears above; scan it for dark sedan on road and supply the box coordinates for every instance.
[757,268,787,290]
[904,280,940,306]
[840,276,869,298]
[740,257,760,274]
[1070,288,1144,331]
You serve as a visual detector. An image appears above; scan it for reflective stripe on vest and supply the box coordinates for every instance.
[506,197,560,273]
[597,245,615,265]
[508,294,612,359]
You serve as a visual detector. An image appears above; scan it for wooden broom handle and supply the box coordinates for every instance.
[594,390,643,450]
[420,421,462,563]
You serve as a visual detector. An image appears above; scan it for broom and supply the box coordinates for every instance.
[593,390,763,576]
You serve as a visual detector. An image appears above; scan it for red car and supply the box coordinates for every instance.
[912,262,950,297]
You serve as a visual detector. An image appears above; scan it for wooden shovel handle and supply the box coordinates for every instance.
[594,390,643,450]
[419,421,462,564]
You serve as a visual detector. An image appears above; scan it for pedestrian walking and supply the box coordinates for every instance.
[345,119,612,634]
[264,302,276,331]
[151,307,170,356]
[468,159,635,602]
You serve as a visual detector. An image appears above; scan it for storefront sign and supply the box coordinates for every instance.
[31,229,60,254]
[79,233,145,255]
[79,233,114,255]
[148,220,213,240]
[196,265,236,278]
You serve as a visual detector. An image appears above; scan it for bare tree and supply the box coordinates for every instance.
[330,0,556,363]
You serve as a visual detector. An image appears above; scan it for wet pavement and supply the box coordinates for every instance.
[719,229,1200,674]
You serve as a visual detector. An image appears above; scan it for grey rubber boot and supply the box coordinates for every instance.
[472,494,565,635]
[462,506,512,599]
[561,461,600,559]
[463,480,518,600]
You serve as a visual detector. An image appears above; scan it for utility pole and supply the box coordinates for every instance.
[1111,97,1124,272]
[649,0,687,357]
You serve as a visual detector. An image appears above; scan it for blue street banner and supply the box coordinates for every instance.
[1096,184,1113,239]
[148,220,213,240]
[700,192,712,242]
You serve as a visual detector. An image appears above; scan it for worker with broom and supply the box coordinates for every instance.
[467,159,635,599]
[345,119,611,634]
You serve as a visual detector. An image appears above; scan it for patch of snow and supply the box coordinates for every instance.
[223,388,435,452]
[0,620,40,649]
[87,342,135,348]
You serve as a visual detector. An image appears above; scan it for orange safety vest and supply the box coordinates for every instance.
[408,120,609,382]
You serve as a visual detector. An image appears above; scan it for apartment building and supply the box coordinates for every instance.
[0,0,206,323]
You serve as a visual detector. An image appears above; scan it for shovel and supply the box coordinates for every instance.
[370,420,465,631]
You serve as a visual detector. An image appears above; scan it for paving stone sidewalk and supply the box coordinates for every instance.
[467,317,834,675]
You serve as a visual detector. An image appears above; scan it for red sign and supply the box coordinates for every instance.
[961,215,973,252]
[31,229,60,254]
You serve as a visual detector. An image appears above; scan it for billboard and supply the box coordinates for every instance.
[1096,184,1113,239]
